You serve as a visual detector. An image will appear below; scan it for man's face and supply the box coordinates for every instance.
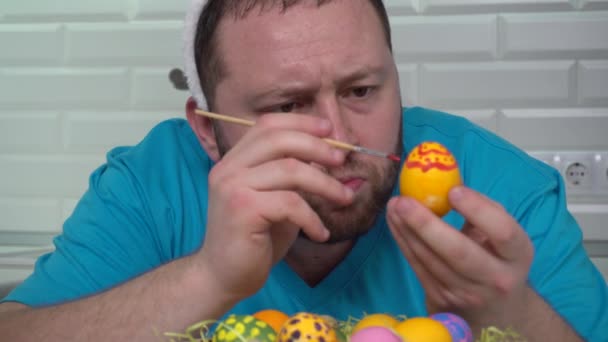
[210,0,403,242]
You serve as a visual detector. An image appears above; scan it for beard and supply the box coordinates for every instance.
[300,152,399,243]
[213,120,402,243]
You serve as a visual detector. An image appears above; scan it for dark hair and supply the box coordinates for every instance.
[193,0,392,110]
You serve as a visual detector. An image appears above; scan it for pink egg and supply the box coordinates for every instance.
[350,326,402,342]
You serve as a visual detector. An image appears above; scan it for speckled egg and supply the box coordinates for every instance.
[350,326,402,342]
[277,312,337,342]
[431,312,473,342]
[212,314,276,342]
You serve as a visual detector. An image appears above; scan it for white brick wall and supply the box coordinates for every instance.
[0,1,607,278]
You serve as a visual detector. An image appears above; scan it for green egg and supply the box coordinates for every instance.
[213,314,277,342]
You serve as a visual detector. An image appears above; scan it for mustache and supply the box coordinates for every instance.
[319,153,374,177]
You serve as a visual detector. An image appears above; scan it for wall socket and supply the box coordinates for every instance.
[528,151,608,200]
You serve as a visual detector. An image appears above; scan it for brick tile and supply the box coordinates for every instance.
[0,113,61,153]
[501,12,608,59]
[0,155,104,197]
[132,69,189,109]
[423,0,575,13]
[569,204,608,240]
[0,24,63,65]
[64,112,176,153]
[134,0,190,19]
[579,60,608,105]
[443,109,499,132]
[1,0,129,22]
[499,108,608,149]
[62,198,80,222]
[385,0,419,14]
[420,61,574,108]
[0,269,37,285]
[397,64,419,107]
[66,22,182,66]
[0,198,61,233]
[590,257,608,280]
[392,15,497,61]
[0,68,130,109]
[580,0,608,10]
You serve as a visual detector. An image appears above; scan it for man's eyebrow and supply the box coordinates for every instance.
[249,83,318,102]
[335,64,386,87]
[248,65,386,103]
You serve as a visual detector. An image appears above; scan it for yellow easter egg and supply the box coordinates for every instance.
[399,141,462,217]
[278,312,338,342]
[393,317,453,342]
[352,313,400,333]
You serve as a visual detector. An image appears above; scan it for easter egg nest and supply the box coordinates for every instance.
[159,312,525,342]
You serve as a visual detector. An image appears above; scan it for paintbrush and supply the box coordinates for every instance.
[194,109,401,163]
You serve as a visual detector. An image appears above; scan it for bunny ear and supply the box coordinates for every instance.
[183,0,209,110]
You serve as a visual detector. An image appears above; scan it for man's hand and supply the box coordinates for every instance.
[387,186,535,331]
[196,114,354,302]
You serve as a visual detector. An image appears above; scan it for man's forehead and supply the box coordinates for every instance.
[220,0,334,18]
[217,2,378,71]
[215,0,373,49]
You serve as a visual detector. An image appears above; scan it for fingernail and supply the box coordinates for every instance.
[344,186,354,199]
[333,149,344,161]
[399,197,416,212]
[450,186,465,201]
[322,227,330,240]
[319,119,331,130]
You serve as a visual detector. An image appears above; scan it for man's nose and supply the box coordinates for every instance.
[316,97,358,148]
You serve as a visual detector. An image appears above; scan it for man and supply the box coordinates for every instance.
[1,0,606,340]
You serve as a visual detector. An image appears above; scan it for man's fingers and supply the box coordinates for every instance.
[390,196,501,282]
[401,224,481,290]
[388,208,445,308]
[221,115,344,170]
[244,158,354,206]
[258,190,329,242]
[449,186,532,262]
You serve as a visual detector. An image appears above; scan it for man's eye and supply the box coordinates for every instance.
[261,101,303,114]
[346,87,373,98]
[277,102,299,113]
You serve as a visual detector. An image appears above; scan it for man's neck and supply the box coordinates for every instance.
[284,238,355,287]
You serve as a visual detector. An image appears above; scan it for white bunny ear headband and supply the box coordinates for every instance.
[183,0,209,110]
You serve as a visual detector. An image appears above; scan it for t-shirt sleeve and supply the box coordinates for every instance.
[518,169,608,341]
[2,152,168,307]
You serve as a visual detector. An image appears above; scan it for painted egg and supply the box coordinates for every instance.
[350,326,402,342]
[393,317,453,342]
[253,309,290,333]
[213,314,276,342]
[278,312,337,342]
[399,141,462,217]
[431,312,473,342]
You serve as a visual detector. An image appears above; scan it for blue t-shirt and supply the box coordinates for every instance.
[4,107,607,340]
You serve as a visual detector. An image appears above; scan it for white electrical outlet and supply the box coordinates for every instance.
[528,151,608,200]
[565,162,589,186]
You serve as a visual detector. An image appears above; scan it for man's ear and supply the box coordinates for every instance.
[186,97,221,161]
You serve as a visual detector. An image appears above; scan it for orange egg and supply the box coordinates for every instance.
[400,141,462,217]
[253,309,290,334]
